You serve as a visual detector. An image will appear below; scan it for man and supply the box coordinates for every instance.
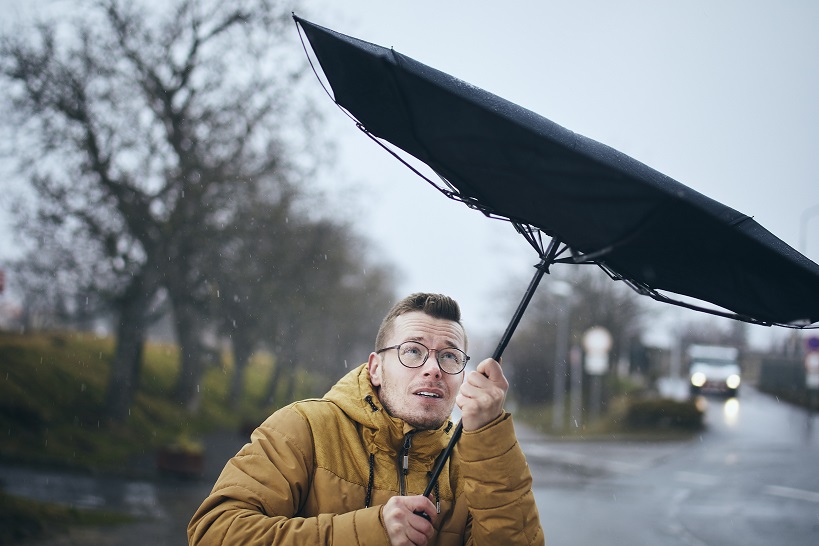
[188,293,544,546]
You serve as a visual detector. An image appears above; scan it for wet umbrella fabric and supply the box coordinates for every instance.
[294,16,819,328]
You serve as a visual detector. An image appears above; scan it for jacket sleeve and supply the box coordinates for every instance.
[458,412,545,546]
[187,406,390,546]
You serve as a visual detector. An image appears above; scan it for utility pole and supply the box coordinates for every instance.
[799,202,819,255]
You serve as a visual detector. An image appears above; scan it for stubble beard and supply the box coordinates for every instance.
[377,370,453,431]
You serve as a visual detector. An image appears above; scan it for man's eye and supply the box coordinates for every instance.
[440,351,458,362]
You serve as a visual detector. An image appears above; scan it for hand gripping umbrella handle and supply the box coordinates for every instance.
[416,242,558,518]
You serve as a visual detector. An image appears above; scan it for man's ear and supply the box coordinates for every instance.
[367,352,383,387]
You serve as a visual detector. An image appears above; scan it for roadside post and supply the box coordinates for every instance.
[805,336,819,413]
[583,326,612,421]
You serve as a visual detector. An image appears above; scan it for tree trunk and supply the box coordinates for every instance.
[172,300,207,414]
[228,333,255,410]
[265,346,301,408]
[104,289,150,422]
[284,364,299,404]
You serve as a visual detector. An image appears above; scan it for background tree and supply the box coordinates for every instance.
[0,0,325,420]
[503,266,645,406]
[206,196,396,410]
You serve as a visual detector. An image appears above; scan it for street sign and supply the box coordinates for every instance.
[806,352,819,390]
[583,326,612,376]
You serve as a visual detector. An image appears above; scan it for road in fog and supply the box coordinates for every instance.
[527,387,819,545]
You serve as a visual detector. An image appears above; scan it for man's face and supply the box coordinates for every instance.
[368,311,466,430]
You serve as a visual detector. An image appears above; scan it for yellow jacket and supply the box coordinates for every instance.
[188,363,544,545]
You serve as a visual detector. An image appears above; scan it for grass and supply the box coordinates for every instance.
[0,329,322,544]
[0,330,318,472]
[515,391,704,442]
[0,490,134,545]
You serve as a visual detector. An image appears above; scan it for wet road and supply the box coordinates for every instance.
[3,386,818,545]
[528,387,819,545]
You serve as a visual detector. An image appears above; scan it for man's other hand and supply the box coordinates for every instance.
[382,495,437,545]
[456,358,508,431]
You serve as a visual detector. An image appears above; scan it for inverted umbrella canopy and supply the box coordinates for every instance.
[294,15,819,328]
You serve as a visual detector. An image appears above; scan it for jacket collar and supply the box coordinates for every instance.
[324,363,454,462]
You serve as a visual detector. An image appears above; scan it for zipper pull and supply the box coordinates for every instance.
[402,433,413,474]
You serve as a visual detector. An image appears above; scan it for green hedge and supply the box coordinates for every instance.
[625,398,704,430]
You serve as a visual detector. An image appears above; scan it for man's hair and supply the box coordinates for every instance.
[375,293,466,352]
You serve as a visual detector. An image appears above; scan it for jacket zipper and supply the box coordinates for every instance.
[397,431,415,496]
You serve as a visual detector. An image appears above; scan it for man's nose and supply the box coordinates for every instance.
[421,352,443,376]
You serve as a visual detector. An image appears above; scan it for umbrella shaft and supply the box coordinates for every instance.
[491,252,554,361]
[423,246,557,498]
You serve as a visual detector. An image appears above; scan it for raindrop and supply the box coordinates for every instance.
[197,384,200,393]
[344,360,348,368]
[217,290,220,298]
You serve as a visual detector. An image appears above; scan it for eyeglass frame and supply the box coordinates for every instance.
[375,340,470,375]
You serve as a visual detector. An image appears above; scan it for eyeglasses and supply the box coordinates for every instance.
[376,341,470,375]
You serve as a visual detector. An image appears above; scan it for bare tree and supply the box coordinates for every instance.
[504,266,645,405]
[0,0,323,419]
[212,195,396,409]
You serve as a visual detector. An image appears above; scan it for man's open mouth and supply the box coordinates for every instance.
[414,390,443,399]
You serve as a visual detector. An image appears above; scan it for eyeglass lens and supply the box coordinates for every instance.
[397,341,466,373]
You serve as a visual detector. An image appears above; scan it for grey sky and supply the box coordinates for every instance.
[300,1,819,349]
[2,1,818,350]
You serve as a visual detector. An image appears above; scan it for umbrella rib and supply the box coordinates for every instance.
[295,17,341,110]
[295,17,387,136]
[598,261,798,328]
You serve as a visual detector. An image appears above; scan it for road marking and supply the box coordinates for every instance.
[674,471,720,486]
[764,485,819,503]
[522,444,642,474]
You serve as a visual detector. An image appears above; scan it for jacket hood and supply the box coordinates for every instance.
[324,363,454,461]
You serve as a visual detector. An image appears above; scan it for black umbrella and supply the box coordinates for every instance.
[292,15,819,497]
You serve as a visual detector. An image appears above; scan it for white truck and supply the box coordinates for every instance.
[687,344,741,397]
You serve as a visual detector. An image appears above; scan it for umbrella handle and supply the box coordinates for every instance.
[419,243,558,503]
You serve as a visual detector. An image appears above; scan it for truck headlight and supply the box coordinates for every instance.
[691,372,706,387]
[726,375,741,389]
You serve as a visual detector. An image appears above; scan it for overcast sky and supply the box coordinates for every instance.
[297,0,819,350]
[2,1,818,351]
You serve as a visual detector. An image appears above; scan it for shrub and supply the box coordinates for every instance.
[625,398,704,430]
